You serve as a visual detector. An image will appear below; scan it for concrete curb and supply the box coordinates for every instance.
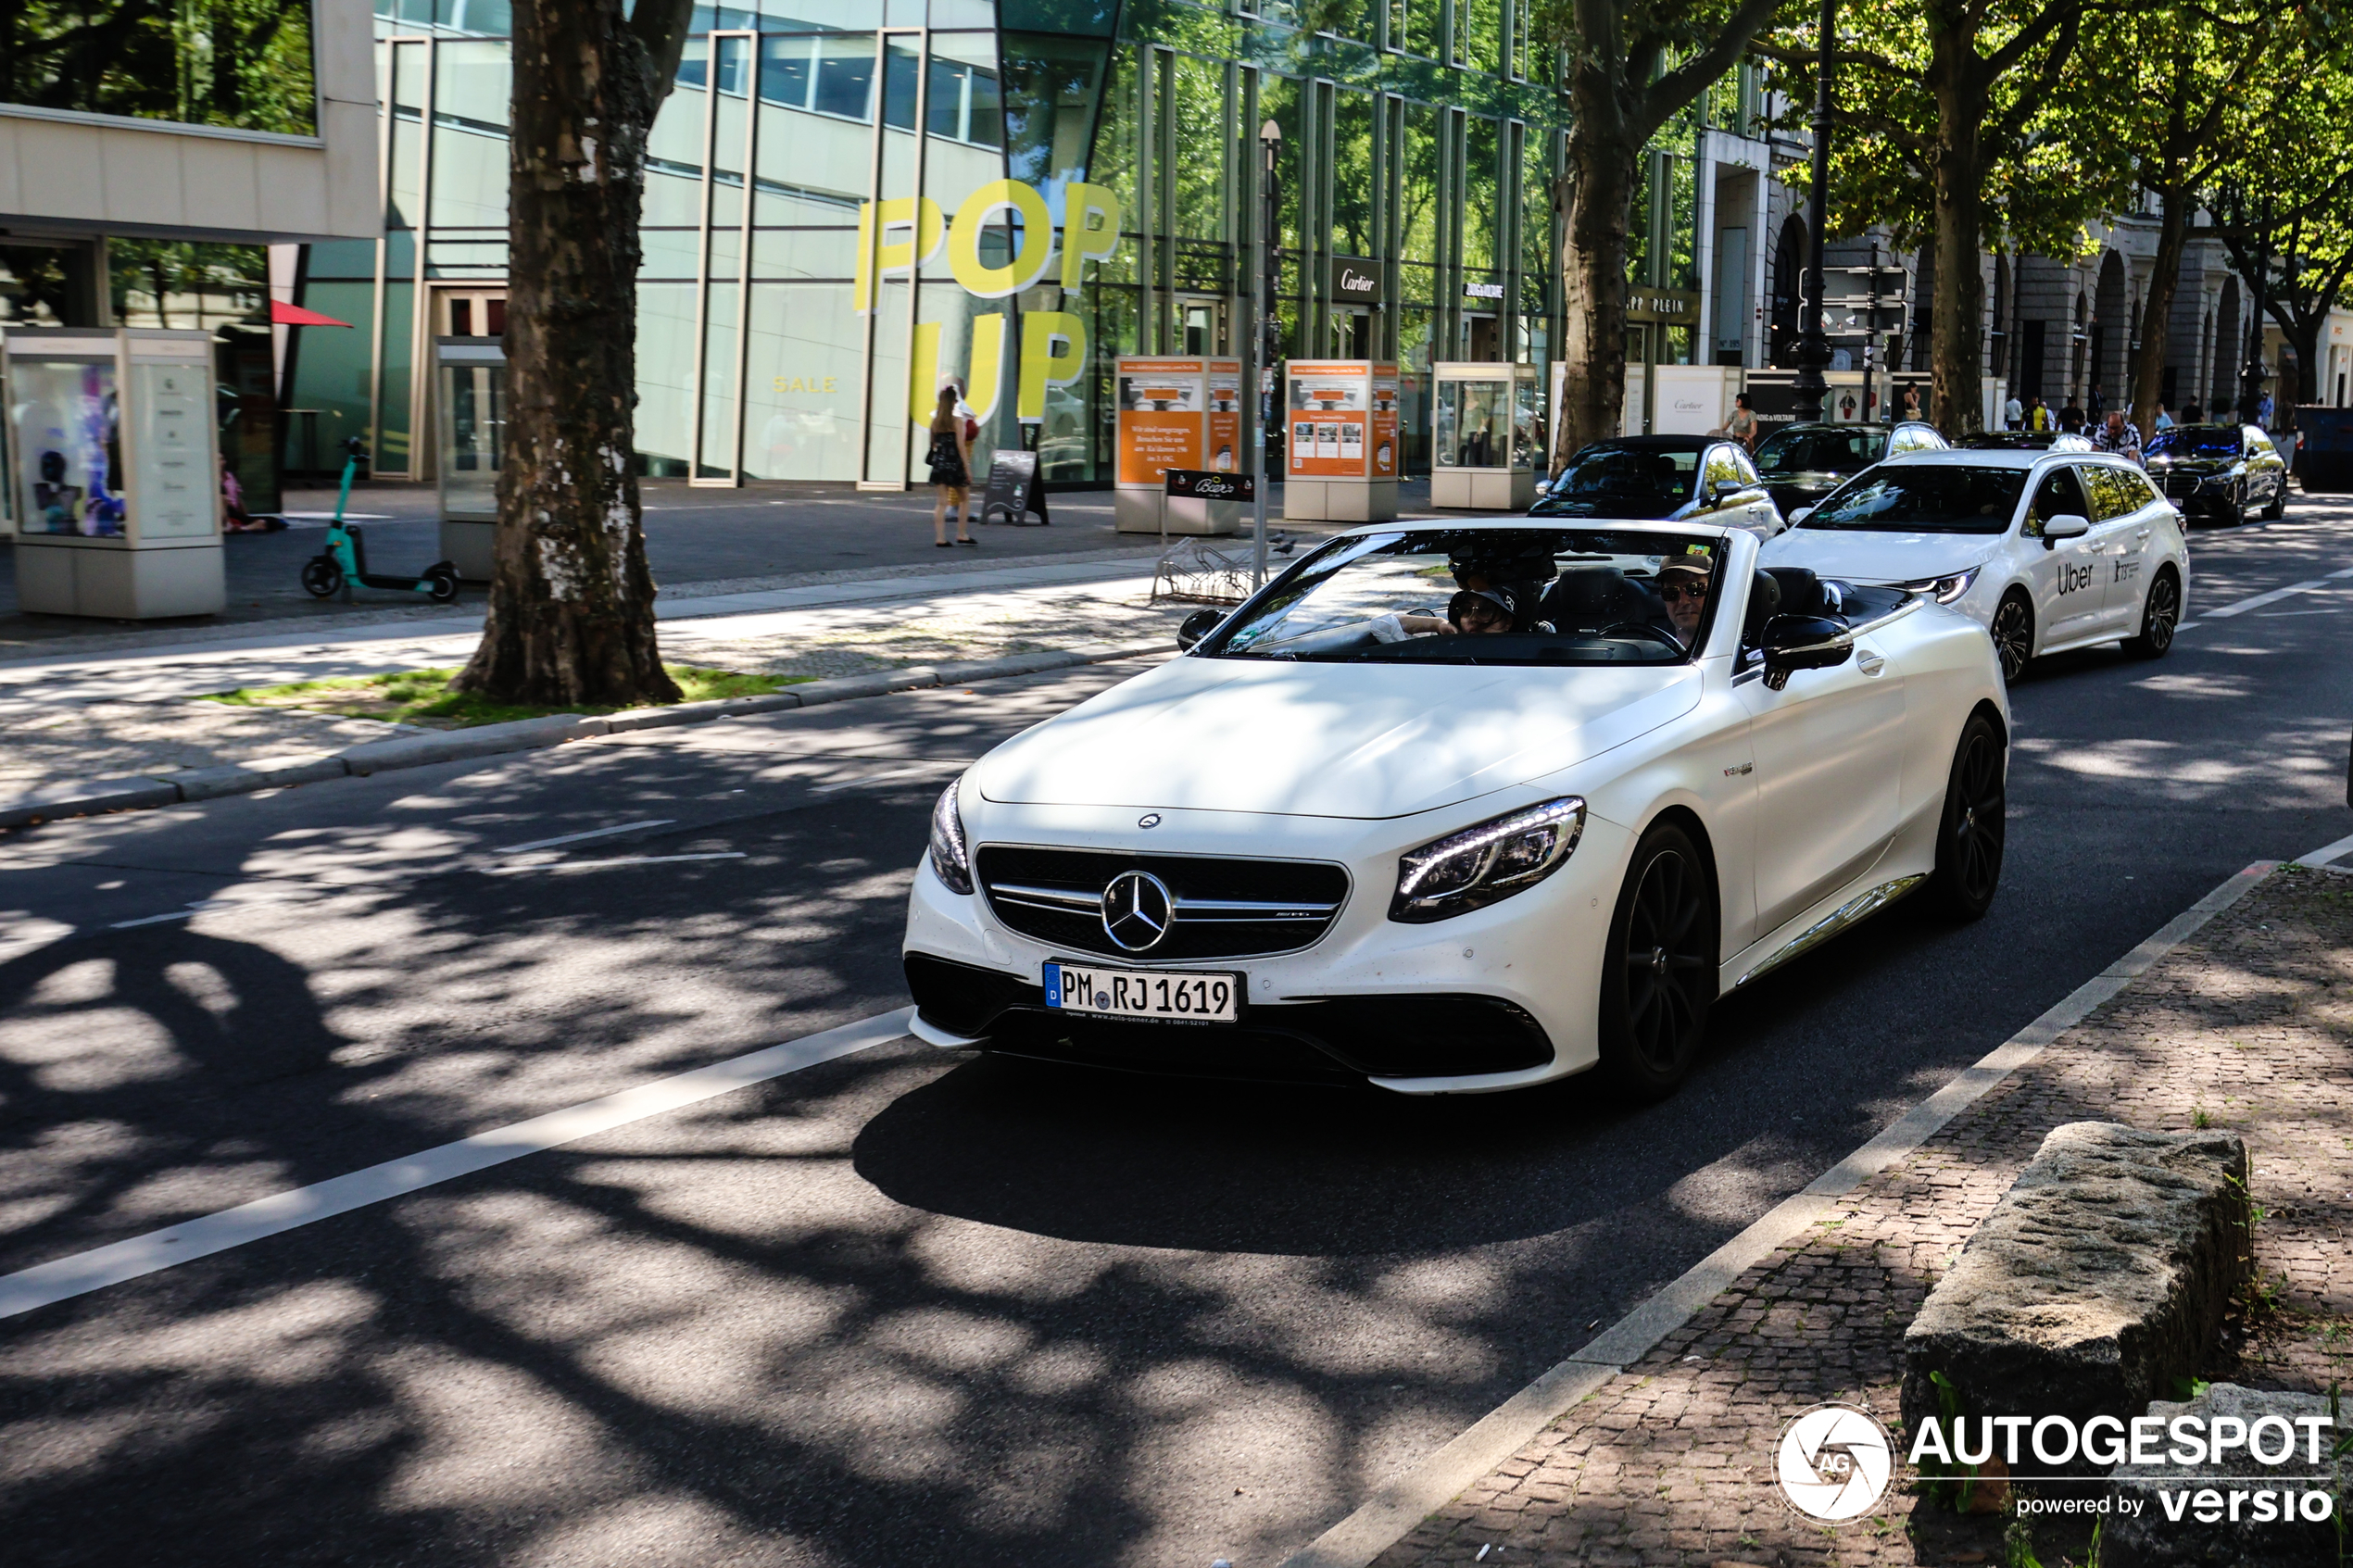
[1277,859,2279,1568]
[0,639,1169,829]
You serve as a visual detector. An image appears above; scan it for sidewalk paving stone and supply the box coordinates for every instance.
[1372,864,2353,1568]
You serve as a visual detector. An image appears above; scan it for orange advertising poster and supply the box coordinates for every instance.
[1286,361,1372,478]
[1204,359,1242,473]
[1370,366,1400,478]
[1115,358,1205,485]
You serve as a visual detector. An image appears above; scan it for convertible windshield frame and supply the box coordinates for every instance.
[1193,527,1730,669]
[1796,464,2030,535]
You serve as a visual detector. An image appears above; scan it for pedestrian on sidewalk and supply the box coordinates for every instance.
[2005,390,2023,429]
[1724,392,1758,452]
[925,384,976,547]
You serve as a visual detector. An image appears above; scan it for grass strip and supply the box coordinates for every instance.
[198,665,812,731]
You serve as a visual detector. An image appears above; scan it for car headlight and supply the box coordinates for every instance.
[928,779,974,895]
[1391,797,1586,923]
[1896,567,1980,604]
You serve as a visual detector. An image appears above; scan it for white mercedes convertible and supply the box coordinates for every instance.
[903,521,2008,1098]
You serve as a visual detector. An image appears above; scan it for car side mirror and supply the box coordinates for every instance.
[1787,505,1814,526]
[1759,613,1853,692]
[1177,608,1224,652]
[2042,512,2090,546]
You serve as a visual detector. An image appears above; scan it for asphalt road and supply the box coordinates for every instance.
[2,500,2349,1568]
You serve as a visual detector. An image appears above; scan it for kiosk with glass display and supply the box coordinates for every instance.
[1281,360,1399,522]
[1431,362,1540,510]
[1114,355,1243,534]
[7,327,224,619]
[436,337,505,580]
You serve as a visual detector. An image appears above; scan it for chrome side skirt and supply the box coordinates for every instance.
[1732,872,1928,989]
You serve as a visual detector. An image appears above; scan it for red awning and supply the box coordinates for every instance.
[271,299,353,328]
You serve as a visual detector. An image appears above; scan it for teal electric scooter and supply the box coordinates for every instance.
[300,437,460,604]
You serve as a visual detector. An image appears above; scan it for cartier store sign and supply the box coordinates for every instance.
[1328,256,1381,304]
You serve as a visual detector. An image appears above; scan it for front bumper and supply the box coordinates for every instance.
[903,800,1634,1093]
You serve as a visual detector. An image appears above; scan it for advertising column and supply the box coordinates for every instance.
[1114,357,1241,535]
[7,327,225,619]
[1280,360,1397,522]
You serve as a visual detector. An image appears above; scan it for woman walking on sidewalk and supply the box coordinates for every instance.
[926,385,976,546]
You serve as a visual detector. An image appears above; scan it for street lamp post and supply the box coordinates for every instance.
[1793,0,1835,424]
[1254,119,1281,587]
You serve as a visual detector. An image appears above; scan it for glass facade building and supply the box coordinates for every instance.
[290,0,1642,486]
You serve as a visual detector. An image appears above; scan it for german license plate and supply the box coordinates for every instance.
[1043,960,1240,1023]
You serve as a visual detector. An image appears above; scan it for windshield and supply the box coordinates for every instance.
[1755,427,1881,476]
[1799,465,2028,534]
[1553,445,1698,502]
[1202,528,1726,667]
[2147,429,2241,460]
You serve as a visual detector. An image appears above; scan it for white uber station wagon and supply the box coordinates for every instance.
[1761,448,2189,684]
[901,521,2010,1099]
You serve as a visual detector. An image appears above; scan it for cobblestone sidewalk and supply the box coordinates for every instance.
[1377,863,2353,1568]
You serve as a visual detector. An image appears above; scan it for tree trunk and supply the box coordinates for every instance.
[1554,80,1636,461]
[1925,37,1988,434]
[2129,182,2190,438]
[455,0,681,708]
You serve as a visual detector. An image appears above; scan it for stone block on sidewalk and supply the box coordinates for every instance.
[2099,1384,2349,1567]
[1900,1123,2251,1439]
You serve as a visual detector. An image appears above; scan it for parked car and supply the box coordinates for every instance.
[903,521,2008,1099]
[2144,423,2289,525]
[1752,420,1950,517]
[1953,430,2095,453]
[1529,435,1782,535]
[1763,449,2189,684]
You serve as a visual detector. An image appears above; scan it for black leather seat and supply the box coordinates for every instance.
[1541,566,1660,633]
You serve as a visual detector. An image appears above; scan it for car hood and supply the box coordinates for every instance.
[975,656,1704,820]
[2148,457,2235,474]
[1530,495,1687,520]
[1760,528,1997,583]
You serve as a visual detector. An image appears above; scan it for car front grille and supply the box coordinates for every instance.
[974,845,1351,961]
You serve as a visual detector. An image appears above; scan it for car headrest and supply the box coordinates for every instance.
[1763,566,1835,619]
[1541,566,1656,631]
[1743,570,1781,641]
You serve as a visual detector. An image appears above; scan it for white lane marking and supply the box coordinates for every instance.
[1281,861,2276,1568]
[484,852,746,875]
[812,766,937,793]
[497,819,673,855]
[2298,831,2353,870]
[2329,565,2353,579]
[108,909,199,929]
[0,1008,916,1321]
[2200,579,2329,619]
[2254,608,2346,618]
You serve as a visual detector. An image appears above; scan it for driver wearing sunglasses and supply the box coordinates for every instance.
[1655,550,1712,647]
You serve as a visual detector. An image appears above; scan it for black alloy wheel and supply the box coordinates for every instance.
[2219,487,2246,528]
[1926,712,2007,920]
[2123,570,2180,659]
[2264,478,2287,521]
[1989,592,2034,684]
[1598,822,1716,1100]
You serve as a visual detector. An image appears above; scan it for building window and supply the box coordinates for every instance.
[3,0,317,136]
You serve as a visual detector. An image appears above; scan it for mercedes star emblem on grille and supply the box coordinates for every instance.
[1101,870,1174,952]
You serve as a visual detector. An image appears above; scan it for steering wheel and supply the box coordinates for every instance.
[1599,621,1681,646]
